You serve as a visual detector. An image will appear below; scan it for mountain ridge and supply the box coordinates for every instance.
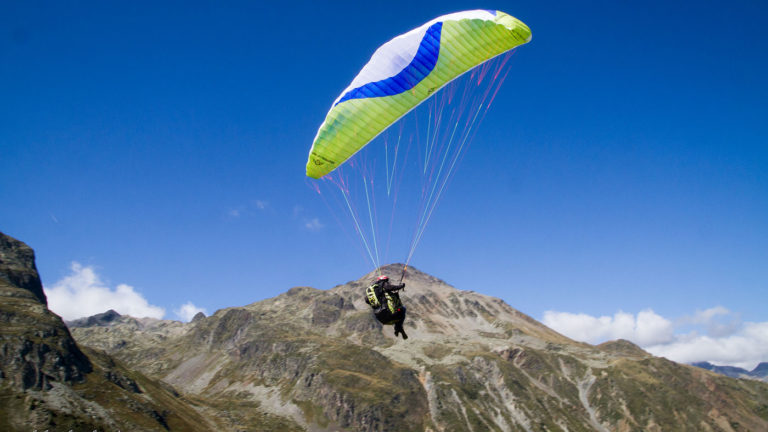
[3,230,768,430]
[692,361,768,382]
[70,262,768,431]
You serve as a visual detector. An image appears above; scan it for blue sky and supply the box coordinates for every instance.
[2,1,767,367]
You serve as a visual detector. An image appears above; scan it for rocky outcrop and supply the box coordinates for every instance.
[0,232,47,304]
[0,232,92,392]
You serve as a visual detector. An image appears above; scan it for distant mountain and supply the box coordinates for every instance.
[692,361,768,382]
[70,262,768,431]
[67,309,122,327]
[754,362,768,379]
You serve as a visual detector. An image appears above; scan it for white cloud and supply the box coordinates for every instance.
[679,306,741,338]
[174,301,207,322]
[688,306,731,324]
[290,204,323,230]
[542,307,768,370]
[304,218,324,231]
[542,309,674,346]
[645,321,768,370]
[226,200,268,219]
[44,262,165,321]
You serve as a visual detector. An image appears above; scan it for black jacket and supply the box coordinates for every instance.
[382,281,405,292]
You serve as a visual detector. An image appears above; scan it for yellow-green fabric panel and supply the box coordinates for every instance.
[307,12,531,179]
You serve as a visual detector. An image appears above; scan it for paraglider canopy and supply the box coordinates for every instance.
[306,10,532,271]
[306,10,532,179]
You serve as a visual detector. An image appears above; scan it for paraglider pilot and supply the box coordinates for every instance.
[365,275,408,339]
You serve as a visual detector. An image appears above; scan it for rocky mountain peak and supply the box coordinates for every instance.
[0,232,91,393]
[753,362,768,376]
[363,263,449,289]
[0,231,47,305]
[67,309,122,328]
[597,338,649,357]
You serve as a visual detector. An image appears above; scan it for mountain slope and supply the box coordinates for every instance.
[71,263,768,431]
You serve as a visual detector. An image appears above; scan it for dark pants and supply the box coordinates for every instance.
[374,305,406,327]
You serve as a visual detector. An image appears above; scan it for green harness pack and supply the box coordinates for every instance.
[366,284,400,313]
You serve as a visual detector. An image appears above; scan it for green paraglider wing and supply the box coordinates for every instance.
[306,10,531,179]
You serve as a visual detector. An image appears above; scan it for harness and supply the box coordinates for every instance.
[366,283,400,313]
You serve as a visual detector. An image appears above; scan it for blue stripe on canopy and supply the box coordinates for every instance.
[334,22,443,106]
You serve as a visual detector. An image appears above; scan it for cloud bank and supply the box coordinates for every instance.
[542,309,675,346]
[543,307,768,370]
[45,262,166,321]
